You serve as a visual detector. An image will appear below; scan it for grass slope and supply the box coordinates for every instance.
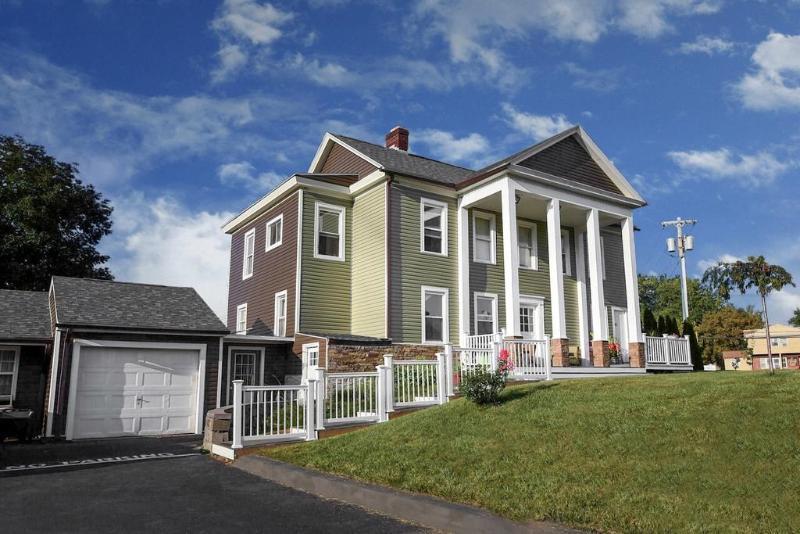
[263,373,800,533]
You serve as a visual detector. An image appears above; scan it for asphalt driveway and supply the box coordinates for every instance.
[1,439,425,533]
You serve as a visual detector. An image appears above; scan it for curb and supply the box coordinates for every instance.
[233,455,581,534]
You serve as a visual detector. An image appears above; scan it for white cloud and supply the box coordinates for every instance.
[563,63,622,92]
[107,193,232,321]
[414,129,490,164]
[210,0,294,82]
[667,147,792,186]
[735,32,800,111]
[616,0,722,39]
[217,161,284,190]
[285,53,351,86]
[697,253,744,272]
[677,35,735,55]
[501,103,572,142]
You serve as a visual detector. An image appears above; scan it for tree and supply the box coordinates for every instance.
[0,135,113,290]
[656,315,666,336]
[789,308,800,328]
[638,274,727,327]
[696,307,763,365]
[702,256,794,374]
[642,308,657,336]
[682,320,703,371]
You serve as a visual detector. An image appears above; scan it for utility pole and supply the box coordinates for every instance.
[661,217,697,321]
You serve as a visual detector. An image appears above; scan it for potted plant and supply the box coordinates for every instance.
[608,338,620,365]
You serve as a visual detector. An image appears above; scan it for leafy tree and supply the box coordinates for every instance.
[789,308,800,328]
[0,135,113,290]
[642,308,657,336]
[702,256,794,374]
[696,307,763,365]
[638,274,727,326]
[682,320,703,371]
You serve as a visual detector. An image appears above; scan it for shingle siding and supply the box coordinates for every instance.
[351,184,386,337]
[227,192,298,336]
[299,192,353,334]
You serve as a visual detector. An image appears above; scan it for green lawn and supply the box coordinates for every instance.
[262,372,800,533]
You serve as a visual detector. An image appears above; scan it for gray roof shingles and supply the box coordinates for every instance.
[333,134,475,186]
[51,276,228,333]
[0,289,52,341]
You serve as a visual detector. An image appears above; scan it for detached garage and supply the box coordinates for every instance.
[46,277,229,440]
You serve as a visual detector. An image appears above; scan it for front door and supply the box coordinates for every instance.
[519,298,545,340]
[611,308,629,362]
[227,348,263,404]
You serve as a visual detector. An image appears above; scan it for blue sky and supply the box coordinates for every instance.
[3,0,800,321]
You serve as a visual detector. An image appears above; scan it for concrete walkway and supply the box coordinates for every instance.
[235,455,583,534]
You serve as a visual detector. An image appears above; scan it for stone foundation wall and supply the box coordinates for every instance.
[327,343,442,373]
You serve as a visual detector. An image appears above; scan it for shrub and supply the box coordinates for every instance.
[459,370,507,405]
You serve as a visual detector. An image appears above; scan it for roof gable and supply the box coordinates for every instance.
[517,134,623,195]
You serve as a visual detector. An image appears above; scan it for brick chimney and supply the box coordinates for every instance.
[385,126,409,151]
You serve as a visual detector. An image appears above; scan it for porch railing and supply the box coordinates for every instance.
[231,383,316,448]
[503,338,551,380]
[321,371,380,424]
[393,359,440,407]
[644,335,691,366]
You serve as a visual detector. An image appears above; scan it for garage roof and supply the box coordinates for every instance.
[0,289,52,341]
[51,277,228,334]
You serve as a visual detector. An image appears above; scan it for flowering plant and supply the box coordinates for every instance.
[608,339,620,364]
[497,348,515,376]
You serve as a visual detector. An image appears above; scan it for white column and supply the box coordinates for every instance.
[621,216,643,343]
[547,199,566,339]
[586,209,608,341]
[575,229,590,364]
[500,179,520,337]
[457,200,470,345]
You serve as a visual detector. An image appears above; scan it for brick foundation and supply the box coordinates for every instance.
[628,341,646,368]
[592,340,610,367]
[551,338,570,367]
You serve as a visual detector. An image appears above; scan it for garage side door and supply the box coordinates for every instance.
[72,347,199,439]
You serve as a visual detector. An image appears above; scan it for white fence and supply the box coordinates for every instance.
[393,359,441,407]
[502,339,551,380]
[321,372,380,424]
[644,335,691,366]
[231,383,316,448]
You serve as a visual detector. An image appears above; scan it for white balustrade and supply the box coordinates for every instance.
[644,335,691,366]
[233,383,312,444]
[393,360,441,407]
[502,338,551,380]
[322,371,380,424]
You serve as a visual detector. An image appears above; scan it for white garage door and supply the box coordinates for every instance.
[71,346,199,439]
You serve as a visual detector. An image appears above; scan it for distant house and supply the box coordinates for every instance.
[742,324,800,371]
[721,350,751,371]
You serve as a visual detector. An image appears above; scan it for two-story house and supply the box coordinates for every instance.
[221,125,648,391]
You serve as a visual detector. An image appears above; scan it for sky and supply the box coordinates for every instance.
[2,0,800,323]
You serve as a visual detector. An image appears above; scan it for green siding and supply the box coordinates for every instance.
[389,183,458,344]
[299,191,352,334]
[351,184,386,337]
[468,209,506,334]
[602,229,627,308]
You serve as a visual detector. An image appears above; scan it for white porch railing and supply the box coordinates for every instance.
[231,382,316,448]
[503,338,551,380]
[321,371,380,425]
[393,359,440,407]
[644,335,691,366]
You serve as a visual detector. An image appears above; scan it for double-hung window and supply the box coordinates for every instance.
[315,202,345,261]
[236,303,248,335]
[422,287,449,344]
[474,294,498,335]
[242,228,255,279]
[560,230,572,276]
[266,214,283,251]
[274,291,287,337]
[0,347,19,406]
[421,198,447,255]
[518,222,538,270]
[472,212,496,264]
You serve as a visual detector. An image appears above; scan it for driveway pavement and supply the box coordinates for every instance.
[1,438,425,533]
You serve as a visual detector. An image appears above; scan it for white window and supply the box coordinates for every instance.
[236,303,247,335]
[420,198,448,256]
[0,347,19,406]
[422,286,449,344]
[771,337,788,347]
[242,228,255,279]
[600,235,606,280]
[314,202,345,261]
[474,293,498,336]
[472,212,496,264]
[266,214,283,251]
[560,229,572,276]
[518,222,538,270]
[274,290,288,337]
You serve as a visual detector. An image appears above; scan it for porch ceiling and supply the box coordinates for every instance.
[469,191,622,228]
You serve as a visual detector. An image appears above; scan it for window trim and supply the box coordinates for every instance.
[419,198,448,257]
[519,295,546,340]
[560,229,572,276]
[236,303,248,335]
[242,228,256,280]
[313,202,346,262]
[265,214,284,252]
[472,211,496,265]
[273,290,288,337]
[518,221,538,270]
[421,286,450,344]
[0,345,20,407]
[473,292,499,336]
